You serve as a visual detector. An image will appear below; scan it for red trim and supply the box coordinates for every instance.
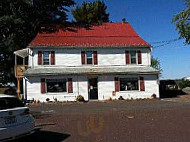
[38,51,42,65]
[51,51,55,65]
[68,78,73,93]
[138,51,142,64]
[125,51,130,65]
[93,51,98,65]
[115,77,119,92]
[81,51,86,65]
[41,78,46,94]
[140,77,145,91]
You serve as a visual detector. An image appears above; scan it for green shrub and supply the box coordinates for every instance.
[76,95,85,102]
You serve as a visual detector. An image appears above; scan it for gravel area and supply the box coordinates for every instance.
[12,98,190,142]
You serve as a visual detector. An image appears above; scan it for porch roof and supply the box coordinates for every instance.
[24,66,159,76]
[14,48,29,58]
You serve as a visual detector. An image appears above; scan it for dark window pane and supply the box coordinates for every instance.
[0,98,24,110]
[130,51,136,64]
[131,58,136,64]
[120,78,139,91]
[47,79,66,93]
[87,58,93,64]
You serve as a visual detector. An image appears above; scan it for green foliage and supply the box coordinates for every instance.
[76,95,85,102]
[151,56,162,74]
[0,0,74,84]
[172,0,190,44]
[177,79,190,89]
[72,0,109,25]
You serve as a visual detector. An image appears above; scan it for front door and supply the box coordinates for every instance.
[88,78,98,100]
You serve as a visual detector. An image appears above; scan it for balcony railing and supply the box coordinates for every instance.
[15,65,28,78]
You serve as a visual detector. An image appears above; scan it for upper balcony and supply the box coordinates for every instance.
[14,48,30,78]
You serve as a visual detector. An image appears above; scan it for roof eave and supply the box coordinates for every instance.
[28,45,151,49]
[24,71,159,77]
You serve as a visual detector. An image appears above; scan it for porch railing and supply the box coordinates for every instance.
[15,65,28,78]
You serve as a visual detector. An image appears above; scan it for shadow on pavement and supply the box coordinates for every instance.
[160,90,186,98]
[12,130,70,142]
[31,111,51,119]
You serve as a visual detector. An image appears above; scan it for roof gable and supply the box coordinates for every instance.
[29,23,150,48]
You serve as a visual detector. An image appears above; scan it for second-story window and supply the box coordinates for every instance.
[86,51,93,64]
[43,51,50,65]
[130,51,137,64]
[81,51,98,65]
[38,51,55,65]
[126,50,141,65]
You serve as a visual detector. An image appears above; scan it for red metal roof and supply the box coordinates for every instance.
[29,23,151,48]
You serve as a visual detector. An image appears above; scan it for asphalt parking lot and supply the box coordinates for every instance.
[12,97,190,142]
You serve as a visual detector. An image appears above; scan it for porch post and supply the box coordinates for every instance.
[23,57,25,65]
[16,77,23,100]
[15,55,17,65]
[16,77,20,94]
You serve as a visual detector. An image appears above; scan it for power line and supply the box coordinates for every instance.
[150,38,179,44]
[150,38,180,48]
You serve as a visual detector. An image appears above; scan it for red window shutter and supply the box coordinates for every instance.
[38,51,42,65]
[81,51,86,65]
[41,78,46,94]
[125,51,130,65]
[93,51,98,65]
[138,51,142,64]
[51,51,55,65]
[140,77,145,91]
[114,77,119,92]
[68,78,73,93]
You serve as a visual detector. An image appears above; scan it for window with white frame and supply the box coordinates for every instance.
[130,51,137,64]
[46,79,67,93]
[86,51,93,65]
[120,78,139,91]
[43,51,50,65]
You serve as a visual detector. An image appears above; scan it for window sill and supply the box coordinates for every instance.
[119,90,140,93]
[45,92,74,95]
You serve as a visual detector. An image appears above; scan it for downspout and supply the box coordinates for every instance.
[77,75,79,95]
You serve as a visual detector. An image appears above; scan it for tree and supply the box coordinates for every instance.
[0,0,75,84]
[151,57,162,74]
[178,79,190,89]
[72,0,109,25]
[172,0,190,44]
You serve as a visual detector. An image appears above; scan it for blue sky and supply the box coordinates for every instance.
[68,0,190,79]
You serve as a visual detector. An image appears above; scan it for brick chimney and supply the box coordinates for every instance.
[122,18,126,24]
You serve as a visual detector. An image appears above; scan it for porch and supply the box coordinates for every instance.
[14,48,29,100]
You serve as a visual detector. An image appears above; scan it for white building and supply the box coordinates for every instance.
[14,23,159,102]
[184,77,190,81]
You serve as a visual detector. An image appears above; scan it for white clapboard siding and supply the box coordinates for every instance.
[98,75,159,100]
[25,74,159,102]
[26,75,89,102]
[29,48,151,67]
